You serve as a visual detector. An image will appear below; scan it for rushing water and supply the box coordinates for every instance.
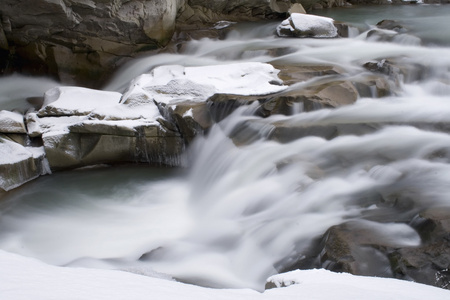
[1,4,450,291]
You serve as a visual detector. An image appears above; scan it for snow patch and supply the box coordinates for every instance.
[183,108,193,118]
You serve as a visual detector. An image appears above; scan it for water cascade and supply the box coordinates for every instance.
[1,5,450,291]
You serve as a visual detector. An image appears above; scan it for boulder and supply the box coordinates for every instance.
[317,220,420,277]
[277,13,338,38]
[390,207,450,289]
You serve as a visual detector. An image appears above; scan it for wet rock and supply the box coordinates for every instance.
[366,20,421,46]
[376,20,407,33]
[363,59,430,84]
[389,207,450,289]
[267,120,379,143]
[165,101,213,143]
[207,93,266,122]
[317,220,421,277]
[280,207,450,290]
[366,29,421,46]
[274,65,343,85]
[261,80,358,116]
[352,74,393,98]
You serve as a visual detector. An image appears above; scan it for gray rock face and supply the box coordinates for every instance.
[1,0,183,87]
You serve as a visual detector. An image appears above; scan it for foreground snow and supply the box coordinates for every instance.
[1,250,448,300]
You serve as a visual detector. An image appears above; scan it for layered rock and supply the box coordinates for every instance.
[0,110,51,191]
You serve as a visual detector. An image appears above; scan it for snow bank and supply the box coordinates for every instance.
[121,62,286,105]
[277,13,338,38]
[1,250,449,300]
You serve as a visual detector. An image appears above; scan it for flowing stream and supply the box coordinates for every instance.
[1,4,450,291]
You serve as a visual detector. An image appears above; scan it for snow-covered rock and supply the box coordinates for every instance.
[38,87,122,117]
[0,110,26,133]
[0,137,50,191]
[1,250,449,300]
[277,13,338,38]
[31,86,183,170]
[121,62,286,105]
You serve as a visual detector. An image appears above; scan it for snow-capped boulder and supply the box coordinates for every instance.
[277,13,338,38]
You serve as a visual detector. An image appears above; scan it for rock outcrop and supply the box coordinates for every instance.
[0,0,184,87]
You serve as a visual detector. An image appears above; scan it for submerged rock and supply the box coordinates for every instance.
[366,19,421,46]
